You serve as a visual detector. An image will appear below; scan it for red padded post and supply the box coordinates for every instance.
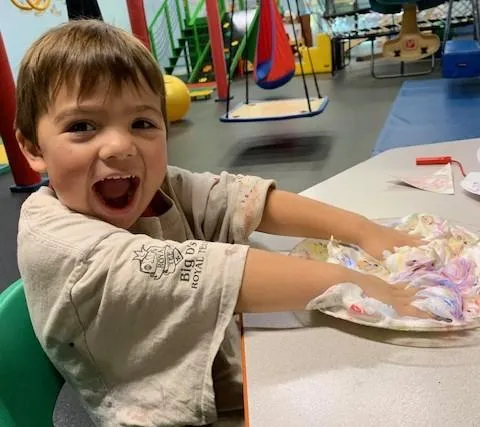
[126,0,151,50]
[205,0,229,100]
[0,32,45,193]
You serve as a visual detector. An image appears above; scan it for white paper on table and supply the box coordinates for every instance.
[461,172,480,196]
[394,164,454,195]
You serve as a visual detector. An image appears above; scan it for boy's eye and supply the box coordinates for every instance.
[132,119,155,129]
[66,122,95,133]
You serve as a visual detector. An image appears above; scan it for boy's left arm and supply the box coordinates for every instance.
[167,168,420,258]
[166,167,275,244]
[257,189,422,259]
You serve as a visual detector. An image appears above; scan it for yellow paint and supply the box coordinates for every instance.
[295,33,332,75]
[0,144,8,165]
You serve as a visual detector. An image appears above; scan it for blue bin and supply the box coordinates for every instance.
[442,40,480,78]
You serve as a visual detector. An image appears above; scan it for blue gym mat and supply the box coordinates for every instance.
[373,78,480,155]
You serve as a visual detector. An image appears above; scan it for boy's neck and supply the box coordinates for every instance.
[141,190,171,217]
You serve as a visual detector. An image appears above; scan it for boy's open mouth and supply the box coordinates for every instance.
[93,175,140,209]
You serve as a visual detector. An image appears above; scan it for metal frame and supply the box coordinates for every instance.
[443,0,480,49]
[370,36,436,79]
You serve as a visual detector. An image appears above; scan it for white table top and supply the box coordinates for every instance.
[243,139,480,427]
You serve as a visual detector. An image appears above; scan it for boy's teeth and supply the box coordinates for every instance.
[96,177,133,200]
[102,175,134,181]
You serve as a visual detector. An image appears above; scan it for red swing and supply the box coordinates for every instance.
[254,0,295,89]
[220,0,328,122]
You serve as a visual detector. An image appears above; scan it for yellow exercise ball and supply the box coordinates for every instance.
[164,75,191,123]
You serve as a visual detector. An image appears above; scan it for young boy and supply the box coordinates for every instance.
[16,20,424,426]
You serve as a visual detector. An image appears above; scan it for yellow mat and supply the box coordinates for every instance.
[0,144,8,165]
[189,89,213,101]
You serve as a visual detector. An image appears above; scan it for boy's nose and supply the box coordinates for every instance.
[99,130,137,160]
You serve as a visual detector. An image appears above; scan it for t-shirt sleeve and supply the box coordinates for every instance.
[167,166,276,243]
[66,232,249,424]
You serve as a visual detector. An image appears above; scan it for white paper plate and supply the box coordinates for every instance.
[290,217,480,337]
[461,172,480,196]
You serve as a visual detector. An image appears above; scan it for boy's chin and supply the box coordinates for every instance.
[98,211,140,230]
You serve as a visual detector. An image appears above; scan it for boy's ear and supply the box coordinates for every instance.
[16,130,47,174]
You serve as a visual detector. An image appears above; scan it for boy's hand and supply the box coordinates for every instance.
[237,248,430,316]
[358,224,425,260]
[355,272,428,318]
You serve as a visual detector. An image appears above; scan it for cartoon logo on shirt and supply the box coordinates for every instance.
[133,245,183,279]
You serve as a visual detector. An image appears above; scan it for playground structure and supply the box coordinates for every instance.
[316,0,477,78]
[147,0,479,85]
[147,0,334,102]
[380,4,441,61]
[220,0,328,122]
[148,0,257,81]
[148,0,260,101]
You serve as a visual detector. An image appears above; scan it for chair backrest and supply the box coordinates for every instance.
[0,280,65,427]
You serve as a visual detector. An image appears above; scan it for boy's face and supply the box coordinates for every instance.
[19,80,167,229]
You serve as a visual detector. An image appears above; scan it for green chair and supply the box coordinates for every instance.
[0,280,65,426]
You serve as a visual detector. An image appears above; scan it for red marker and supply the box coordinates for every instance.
[415,156,467,177]
[415,156,452,165]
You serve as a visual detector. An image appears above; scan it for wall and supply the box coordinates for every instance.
[97,0,131,32]
[0,0,68,79]
[144,0,164,25]
[0,0,159,80]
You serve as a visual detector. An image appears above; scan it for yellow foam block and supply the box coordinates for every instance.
[295,33,332,75]
[190,89,213,98]
[0,144,8,165]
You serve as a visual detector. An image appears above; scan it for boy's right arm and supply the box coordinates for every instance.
[237,248,425,318]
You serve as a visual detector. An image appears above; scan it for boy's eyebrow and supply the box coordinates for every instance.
[128,105,163,116]
[54,104,163,123]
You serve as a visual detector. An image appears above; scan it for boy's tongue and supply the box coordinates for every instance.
[97,179,130,199]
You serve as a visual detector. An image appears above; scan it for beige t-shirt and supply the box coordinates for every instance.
[17,166,275,426]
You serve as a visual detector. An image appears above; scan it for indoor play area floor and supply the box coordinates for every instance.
[0,61,440,426]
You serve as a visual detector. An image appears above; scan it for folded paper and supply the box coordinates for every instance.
[395,164,454,195]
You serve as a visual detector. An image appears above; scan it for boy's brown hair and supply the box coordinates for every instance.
[15,19,166,144]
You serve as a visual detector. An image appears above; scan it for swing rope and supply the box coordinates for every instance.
[225,0,237,118]
[293,0,322,98]
[285,0,311,111]
[244,2,250,105]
